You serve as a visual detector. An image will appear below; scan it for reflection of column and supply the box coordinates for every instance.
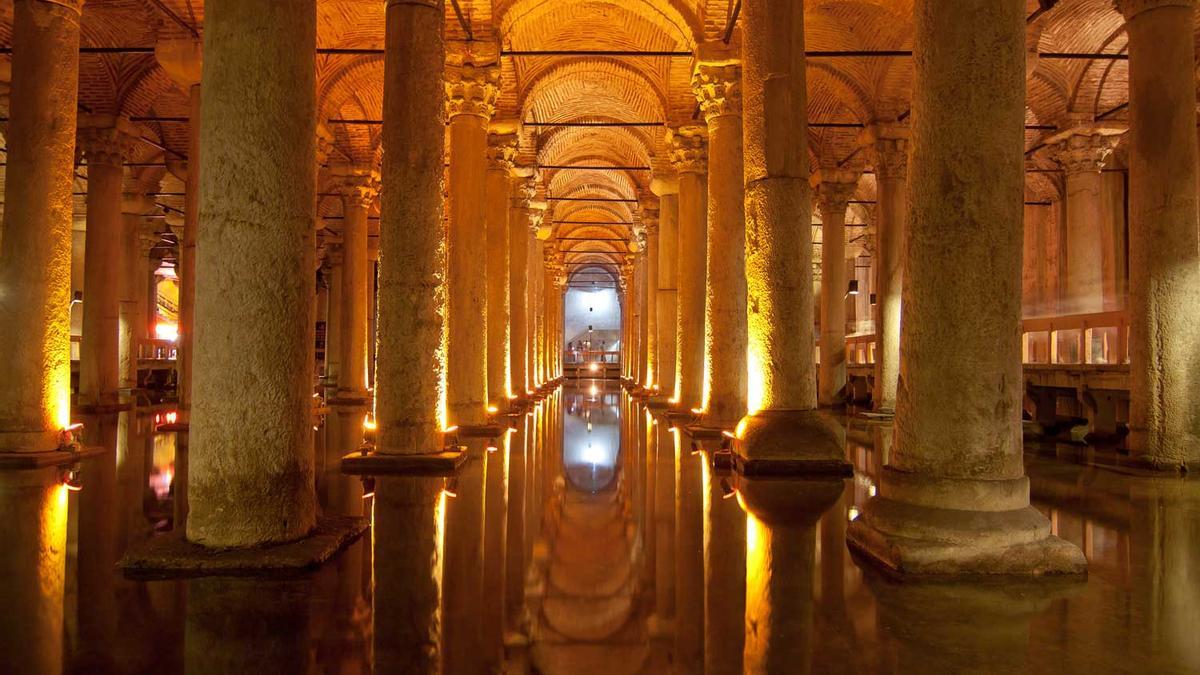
[1116,0,1200,468]
[0,467,69,673]
[695,57,747,427]
[652,172,680,397]
[329,164,380,398]
[861,125,908,413]
[735,0,847,471]
[702,455,745,673]
[185,577,312,674]
[1050,130,1118,314]
[847,0,1085,576]
[445,54,500,427]
[78,118,137,409]
[443,441,489,675]
[674,430,704,671]
[374,477,445,674]
[668,126,708,408]
[76,414,119,665]
[481,435,510,671]
[375,0,445,456]
[530,237,545,388]
[505,416,529,639]
[486,132,517,406]
[188,0,318,547]
[812,169,859,408]
[738,477,843,675]
[0,0,83,453]
[509,173,536,397]
[650,421,676,638]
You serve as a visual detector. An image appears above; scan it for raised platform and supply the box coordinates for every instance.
[341,448,466,476]
[119,515,368,579]
[0,445,108,470]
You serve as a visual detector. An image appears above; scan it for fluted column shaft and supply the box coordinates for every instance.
[1118,0,1200,467]
[188,0,318,547]
[445,58,499,426]
[813,170,858,408]
[695,59,747,426]
[486,133,517,405]
[0,0,83,452]
[78,119,136,409]
[376,0,446,455]
[670,126,709,407]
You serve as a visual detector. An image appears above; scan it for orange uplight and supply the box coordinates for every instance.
[363,415,378,431]
[62,469,82,492]
[443,425,459,434]
[690,407,704,415]
[154,322,179,341]
[721,430,736,439]
[589,363,599,372]
[487,405,499,414]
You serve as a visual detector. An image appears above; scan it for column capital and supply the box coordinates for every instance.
[667,124,708,174]
[1114,0,1194,19]
[860,124,910,181]
[444,60,501,120]
[77,115,139,167]
[641,208,660,234]
[486,131,519,172]
[329,163,381,209]
[316,123,336,166]
[1049,130,1120,175]
[529,201,548,236]
[154,37,203,90]
[513,171,538,208]
[650,166,680,196]
[692,60,742,123]
[809,168,861,219]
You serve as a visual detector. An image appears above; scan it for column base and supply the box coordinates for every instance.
[341,448,467,477]
[74,401,133,414]
[847,474,1087,577]
[732,409,853,477]
[119,515,368,579]
[0,429,68,455]
[0,445,107,470]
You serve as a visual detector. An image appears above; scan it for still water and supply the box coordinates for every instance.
[24,381,1200,673]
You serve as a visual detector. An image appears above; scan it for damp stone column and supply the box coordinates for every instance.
[509,172,535,398]
[186,0,319,547]
[694,55,747,428]
[651,170,680,400]
[860,125,909,413]
[445,48,501,428]
[0,0,84,453]
[735,0,849,473]
[668,125,709,409]
[329,164,380,400]
[812,169,859,408]
[846,0,1086,575]
[1116,0,1200,469]
[77,116,138,411]
[485,130,518,407]
[642,209,660,390]
[375,0,447,457]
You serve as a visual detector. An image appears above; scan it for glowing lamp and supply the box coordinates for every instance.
[487,405,499,414]
[154,322,179,341]
[848,506,861,521]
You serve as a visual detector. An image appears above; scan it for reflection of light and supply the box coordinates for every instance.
[848,506,860,521]
[582,442,605,465]
[589,363,598,372]
[487,405,498,414]
[691,407,704,415]
[363,415,377,431]
[721,430,736,439]
[443,425,459,433]
[155,322,179,341]
[590,386,599,397]
[868,484,877,497]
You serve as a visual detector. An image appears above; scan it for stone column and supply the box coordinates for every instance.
[77,117,138,410]
[846,0,1086,575]
[694,57,748,428]
[642,210,660,389]
[329,164,380,399]
[509,173,535,398]
[0,0,83,453]
[187,0,318,547]
[543,249,564,381]
[861,125,908,413]
[1050,129,1120,315]
[668,126,709,408]
[652,173,680,399]
[445,52,500,427]
[1117,0,1200,468]
[635,245,648,384]
[619,263,633,380]
[812,169,859,408]
[155,37,202,414]
[120,212,161,391]
[376,0,445,455]
[485,131,517,407]
[531,237,546,387]
[735,0,846,471]
[323,244,345,392]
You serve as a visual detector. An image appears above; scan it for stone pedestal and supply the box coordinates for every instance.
[846,0,1086,576]
[0,0,84,453]
[695,58,747,428]
[1117,0,1200,469]
[445,55,500,428]
[812,169,860,408]
[187,0,318,548]
[668,126,709,409]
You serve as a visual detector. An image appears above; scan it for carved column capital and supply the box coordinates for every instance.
[692,61,742,123]
[809,169,862,220]
[444,61,501,120]
[486,131,519,171]
[1114,0,1194,19]
[1050,131,1119,175]
[77,115,139,167]
[329,164,381,209]
[667,124,709,174]
[860,124,910,181]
